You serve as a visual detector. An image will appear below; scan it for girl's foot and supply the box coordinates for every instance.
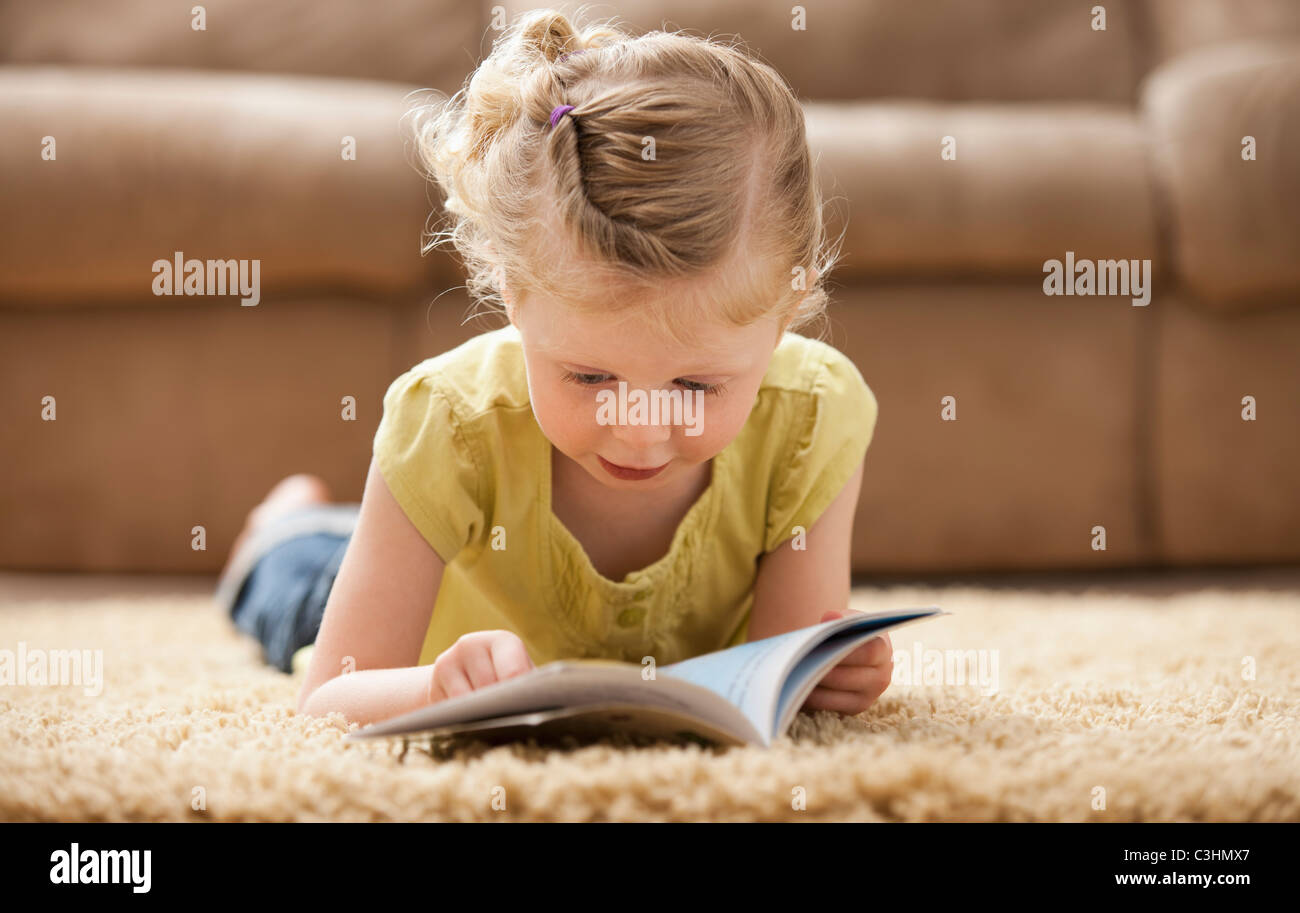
[221,474,333,580]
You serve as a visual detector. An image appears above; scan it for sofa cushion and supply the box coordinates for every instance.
[0,67,449,305]
[833,282,1148,571]
[1145,0,1300,68]
[0,291,403,572]
[0,0,482,95]
[596,0,1145,102]
[1152,293,1300,563]
[807,102,1159,279]
[1142,41,1300,311]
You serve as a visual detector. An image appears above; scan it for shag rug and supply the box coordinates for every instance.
[1,569,1297,822]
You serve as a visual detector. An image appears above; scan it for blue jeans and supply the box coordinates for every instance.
[220,504,359,673]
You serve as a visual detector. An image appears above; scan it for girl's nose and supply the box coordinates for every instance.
[608,414,673,448]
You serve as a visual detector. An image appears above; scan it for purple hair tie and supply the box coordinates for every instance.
[548,104,576,129]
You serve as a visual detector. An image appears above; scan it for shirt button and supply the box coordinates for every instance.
[617,606,645,627]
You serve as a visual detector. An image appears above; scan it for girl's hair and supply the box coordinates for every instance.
[408,6,841,346]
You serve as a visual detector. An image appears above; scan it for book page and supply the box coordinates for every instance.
[348,658,752,741]
[772,610,948,735]
[350,609,946,744]
[662,608,944,743]
[350,660,640,739]
[394,703,750,748]
[658,625,835,745]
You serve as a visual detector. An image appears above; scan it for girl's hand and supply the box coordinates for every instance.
[427,630,536,704]
[801,610,893,716]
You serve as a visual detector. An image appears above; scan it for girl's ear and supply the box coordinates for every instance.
[779,265,819,340]
[486,238,516,325]
[503,287,518,327]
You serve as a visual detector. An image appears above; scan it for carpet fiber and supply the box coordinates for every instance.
[2,569,1297,822]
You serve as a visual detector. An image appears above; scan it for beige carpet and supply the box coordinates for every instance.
[1,568,1297,822]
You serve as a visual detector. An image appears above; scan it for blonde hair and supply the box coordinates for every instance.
[409,6,841,346]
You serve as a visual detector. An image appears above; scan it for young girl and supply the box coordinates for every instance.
[213,9,892,730]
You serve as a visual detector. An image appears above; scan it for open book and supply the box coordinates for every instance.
[346,607,947,748]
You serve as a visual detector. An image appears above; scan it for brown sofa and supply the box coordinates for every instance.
[2,0,1297,576]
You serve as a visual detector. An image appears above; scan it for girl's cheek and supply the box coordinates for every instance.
[574,390,610,444]
[688,399,747,452]
[535,387,587,446]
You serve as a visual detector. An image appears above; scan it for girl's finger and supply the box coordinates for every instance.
[432,658,473,701]
[490,635,534,681]
[832,633,894,667]
[459,640,500,690]
[816,662,890,694]
[801,685,876,716]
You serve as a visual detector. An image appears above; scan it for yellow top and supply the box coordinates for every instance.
[372,323,878,669]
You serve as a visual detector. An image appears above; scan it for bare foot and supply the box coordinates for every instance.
[221,474,333,579]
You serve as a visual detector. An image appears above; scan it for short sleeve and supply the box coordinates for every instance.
[763,348,878,553]
[373,367,485,563]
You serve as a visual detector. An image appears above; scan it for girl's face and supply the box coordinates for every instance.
[510,291,787,494]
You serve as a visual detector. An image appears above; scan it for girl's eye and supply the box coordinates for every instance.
[561,370,611,386]
[562,370,726,397]
[676,379,726,397]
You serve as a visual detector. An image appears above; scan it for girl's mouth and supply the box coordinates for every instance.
[598,456,668,481]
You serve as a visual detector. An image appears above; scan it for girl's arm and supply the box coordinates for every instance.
[746,459,864,641]
[748,459,892,715]
[296,457,445,727]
